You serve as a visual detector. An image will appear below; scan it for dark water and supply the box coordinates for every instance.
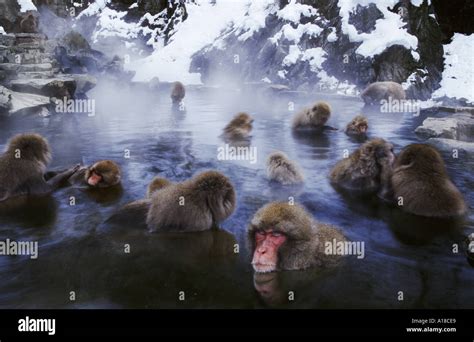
[0,83,472,309]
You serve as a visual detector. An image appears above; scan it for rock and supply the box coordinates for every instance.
[415,113,474,142]
[427,138,474,155]
[0,0,21,33]
[0,85,12,114]
[0,62,53,73]
[70,74,97,96]
[10,76,76,98]
[0,85,50,115]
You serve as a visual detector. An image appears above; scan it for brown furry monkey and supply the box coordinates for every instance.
[292,101,336,131]
[170,81,185,104]
[391,144,466,217]
[329,138,395,195]
[0,133,79,202]
[361,81,406,105]
[20,14,38,34]
[222,112,254,140]
[147,170,236,232]
[248,202,347,273]
[66,160,121,188]
[345,115,368,136]
[146,176,173,198]
[266,151,304,185]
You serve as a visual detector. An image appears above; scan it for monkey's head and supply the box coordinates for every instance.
[192,170,236,223]
[347,115,368,135]
[147,176,172,198]
[394,144,446,175]
[85,160,121,188]
[248,202,317,273]
[266,151,289,168]
[359,138,395,169]
[309,101,331,125]
[6,133,52,169]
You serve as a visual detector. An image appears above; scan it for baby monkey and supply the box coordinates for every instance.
[222,112,254,140]
[292,101,336,131]
[67,160,122,188]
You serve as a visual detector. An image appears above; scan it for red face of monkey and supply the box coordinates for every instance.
[87,170,102,186]
[252,229,287,273]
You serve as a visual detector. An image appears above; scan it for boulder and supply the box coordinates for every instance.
[0,85,50,115]
[415,113,474,142]
[428,137,474,155]
[10,76,76,98]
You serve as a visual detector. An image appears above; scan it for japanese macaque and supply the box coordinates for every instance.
[361,81,406,105]
[329,138,395,196]
[146,176,173,198]
[292,101,336,131]
[391,144,467,217]
[0,133,79,202]
[170,81,185,104]
[64,160,121,188]
[248,202,347,273]
[345,115,368,137]
[222,112,254,140]
[147,170,236,232]
[20,14,38,34]
[266,151,304,185]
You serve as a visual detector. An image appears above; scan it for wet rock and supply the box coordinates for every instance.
[0,85,50,115]
[0,0,21,33]
[415,113,474,142]
[70,74,97,97]
[10,76,76,98]
[428,138,474,155]
[0,85,13,114]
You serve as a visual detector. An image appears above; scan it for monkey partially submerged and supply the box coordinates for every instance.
[329,138,395,198]
[345,115,368,137]
[222,112,254,140]
[170,81,185,104]
[248,202,347,273]
[0,134,79,202]
[391,144,467,217]
[147,171,236,232]
[292,101,337,132]
[266,151,304,185]
[107,171,236,232]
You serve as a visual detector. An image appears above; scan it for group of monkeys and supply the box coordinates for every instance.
[0,80,467,274]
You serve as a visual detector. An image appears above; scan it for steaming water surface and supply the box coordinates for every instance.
[0,83,472,308]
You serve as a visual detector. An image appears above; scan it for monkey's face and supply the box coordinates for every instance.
[85,161,121,188]
[374,141,395,167]
[251,229,287,273]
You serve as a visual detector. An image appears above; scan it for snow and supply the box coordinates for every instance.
[77,0,110,18]
[432,33,474,103]
[129,0,250,84]
[338,0,418,57]
[327,27,338,42]
[277,0,318,22]
[91,8,138,43]
[0,27,6,35]
[17,0,36,12]
[236,0,275,41]
[271,22,323,44]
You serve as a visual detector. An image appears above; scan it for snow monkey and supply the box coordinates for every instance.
[266,151,304,185]
[170,81,185,104]
[0,133,79,202]
[329,138,395,197]
[20,14,38,34]
[146,176,173,198]
[147,170,236,232]
[248,202,347,273]
[345,115,368,137]
[391,144,466,217]
[65,160,121,188]
[222,112,254,140]
[292,101,336,131]
[361,81,406,105]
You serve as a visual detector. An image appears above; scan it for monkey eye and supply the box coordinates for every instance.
[271,231,284,238]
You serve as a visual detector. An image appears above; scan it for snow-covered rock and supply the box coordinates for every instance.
[428,138,474,155]
[415,113,474,142]
[0,85,50,115]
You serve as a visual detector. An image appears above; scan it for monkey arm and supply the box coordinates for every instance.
[46,165,81,190]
